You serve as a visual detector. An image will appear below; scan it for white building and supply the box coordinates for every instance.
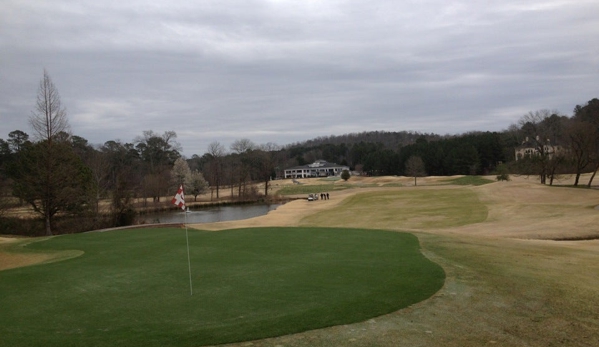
[515,136,564,161]
[284,160,350,179]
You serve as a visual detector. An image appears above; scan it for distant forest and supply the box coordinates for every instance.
[280,130,507,176]
[1,85,598,235]
[270,98,599,184]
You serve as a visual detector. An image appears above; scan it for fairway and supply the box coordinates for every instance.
[300,188,488,230]
[0,227,444,347]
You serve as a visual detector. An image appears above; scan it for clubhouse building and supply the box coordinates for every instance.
[284,160,350,179]
[514,136,564,161]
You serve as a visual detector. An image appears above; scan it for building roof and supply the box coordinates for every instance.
[285,160,348,171]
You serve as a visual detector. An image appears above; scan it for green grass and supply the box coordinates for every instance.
[0,227,444,347]
[301,189,488,230]
[443,176,495,186]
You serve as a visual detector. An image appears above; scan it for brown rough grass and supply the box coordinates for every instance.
[0,237,83,271]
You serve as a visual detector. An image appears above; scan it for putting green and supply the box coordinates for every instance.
[0,227,444,347]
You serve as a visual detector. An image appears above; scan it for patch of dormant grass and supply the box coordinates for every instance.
[300,188,488,230]
[382,182,404,187]
[442,176,495,186]
[276,184,346,195]
[0,237,83,271]
[318,176,340,182]
[415,232,599,346]
[0,227,444,347]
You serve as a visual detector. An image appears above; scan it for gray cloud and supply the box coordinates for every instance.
[1,0,598,155]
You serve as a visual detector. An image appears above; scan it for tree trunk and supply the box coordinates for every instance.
[264,178,269,196]
[540,173,546,185]
[548,166,557,186]
[45,215,52,236]
[587,164,599,188]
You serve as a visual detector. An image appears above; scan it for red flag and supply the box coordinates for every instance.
[172,185,185,210]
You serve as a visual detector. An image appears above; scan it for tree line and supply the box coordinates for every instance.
[283,100,599,186]
[1,71,598,235]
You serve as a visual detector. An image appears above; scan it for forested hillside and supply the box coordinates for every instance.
[282,130,511,176]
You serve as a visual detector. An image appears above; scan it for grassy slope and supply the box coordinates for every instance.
[300,188,488,230]
[0,227,444,347]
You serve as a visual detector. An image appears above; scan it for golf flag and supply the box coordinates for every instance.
[172,184,193,295]
[172,185,185,210]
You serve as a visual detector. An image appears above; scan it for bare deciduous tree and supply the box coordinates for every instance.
[230,138,255,154]
[565,120,596,186]
[405,155,426,186]
[206,141,226,199]
[572,98,599,187]
[254,142,280,196]
[230,139,255,199]
[29,70,70,143]
[86,149,111,214]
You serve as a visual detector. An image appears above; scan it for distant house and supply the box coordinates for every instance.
[284,160,350,179]
[515,136,564,161]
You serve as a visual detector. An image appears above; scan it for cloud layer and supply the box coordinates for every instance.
[1,0,598,155]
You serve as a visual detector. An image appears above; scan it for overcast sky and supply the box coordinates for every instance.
[1,0,598,156]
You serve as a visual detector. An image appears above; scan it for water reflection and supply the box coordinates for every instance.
[139,204,281,224]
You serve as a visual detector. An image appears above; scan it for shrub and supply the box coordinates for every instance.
[341,169,351,181]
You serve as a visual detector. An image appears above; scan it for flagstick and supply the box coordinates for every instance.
[172,185,193,296]
[184,210,193,296]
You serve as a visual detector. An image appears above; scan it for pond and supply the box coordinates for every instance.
[139,204,281,224]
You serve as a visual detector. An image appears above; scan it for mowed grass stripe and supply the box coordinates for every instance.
[301,188,488,230]
[0,227,444,347]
